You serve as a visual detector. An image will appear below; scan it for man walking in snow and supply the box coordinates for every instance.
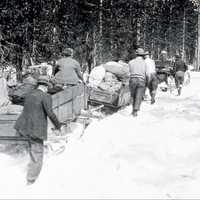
[14,76,61,185]
[128,48,149,116]
[155,50,172,88]
[144,51,158,104]
[173,54,188,95]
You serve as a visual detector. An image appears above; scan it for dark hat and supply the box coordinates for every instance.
[175,54,181,58]
[37,76,52,87]
[23,76,38,86]
[62,48,73,56]
[136,48,147,56]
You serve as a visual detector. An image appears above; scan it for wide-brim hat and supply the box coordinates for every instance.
[175,54,181,58]
[62,48,73,56]
[23,76,38,86]
[161,50,167,54]
[136,48,147,56]
[37,76,52,87]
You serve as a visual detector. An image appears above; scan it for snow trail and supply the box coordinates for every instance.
[1,72,200,199]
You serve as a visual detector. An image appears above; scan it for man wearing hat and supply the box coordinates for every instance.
[156,50,172,87]
[173,54,188,95]
[128,48,149,116]
[144,51,158,104]
[14,75,61,185]
[9,71,38,105]
[53,47,84,88]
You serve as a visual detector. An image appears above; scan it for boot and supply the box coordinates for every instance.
[178,89,181,95]
[150,92,156,104]
[178,86,182,96]
[132,110,138,117]
[151,98,155,104]
[27,179,36,186]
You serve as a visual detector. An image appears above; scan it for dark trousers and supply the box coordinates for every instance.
[27,138,44,183]
[148,74,158,101]
[16,131,44,183]
[175,71,185,88]
[129,77,146,111]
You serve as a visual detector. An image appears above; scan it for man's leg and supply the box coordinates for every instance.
[178,74,184,95]
[129,78,137,115]
[175,76,179,88]
[149,75,158,104]
[176,76,182,95]
[133,81,146,115]
[27,138,44,185]
[164,74,168,86]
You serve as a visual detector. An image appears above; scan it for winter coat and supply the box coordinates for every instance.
[173,60,188,73]
[145,57,156,75]
[14,89,61,140]
[54,57,82,85]
[128,56,149,81]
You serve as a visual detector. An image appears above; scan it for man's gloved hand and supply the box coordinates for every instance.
[52,128,61,136]
[79,79,87,86]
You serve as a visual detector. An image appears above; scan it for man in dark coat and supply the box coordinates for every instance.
[55,48,83,84]
[173,54,188,95]
[14,76,61,185]
[128,48,149,116]
[49,48,84,94]
[155,50,172,87]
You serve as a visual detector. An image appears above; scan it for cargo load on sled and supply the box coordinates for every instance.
[88,61,131,109]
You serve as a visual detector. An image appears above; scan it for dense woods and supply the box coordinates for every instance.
[0,0,200,76]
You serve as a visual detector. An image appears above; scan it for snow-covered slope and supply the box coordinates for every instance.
[1,72,200,199]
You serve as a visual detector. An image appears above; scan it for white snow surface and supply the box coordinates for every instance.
[1,73,200,199]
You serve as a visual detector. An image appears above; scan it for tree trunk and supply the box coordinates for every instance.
[136,18,141,46]
[182,7,186,60]
[99,0,103,63]
[143,12,147,49]
[168,3,173,57]
[197,7,200,70]
[110,0,114,57]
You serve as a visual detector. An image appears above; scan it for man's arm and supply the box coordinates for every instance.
[42,94,61,130]
[74,62,84,83]
[144,64,150,87]
[184,62,188,72]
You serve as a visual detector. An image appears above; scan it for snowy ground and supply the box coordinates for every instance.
[1,72,200,199]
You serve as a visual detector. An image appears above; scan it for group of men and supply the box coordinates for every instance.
[128,48,188,117]
[13,46,188,185]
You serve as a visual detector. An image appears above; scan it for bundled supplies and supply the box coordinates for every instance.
[89,61,129,93]
[88,65,106,87]
[103,61,129,80]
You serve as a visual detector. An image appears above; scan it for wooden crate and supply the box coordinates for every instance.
[52,84,87,122]
[0,114,19,137]
[89,88,118,105]
[88,83,131,108]
[0,84,87,138]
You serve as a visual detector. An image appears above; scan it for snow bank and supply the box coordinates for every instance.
[1,72,200,199]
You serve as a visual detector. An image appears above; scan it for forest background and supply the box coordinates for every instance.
[0,0,200,79]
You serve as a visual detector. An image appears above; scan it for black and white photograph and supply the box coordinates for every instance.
[0,0,200,199]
